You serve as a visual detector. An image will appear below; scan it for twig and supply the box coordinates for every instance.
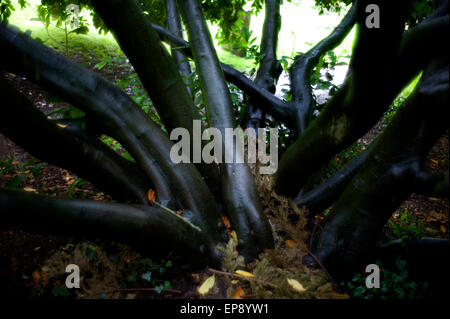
[303,246,338,290]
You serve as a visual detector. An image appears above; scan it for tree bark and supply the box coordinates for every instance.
[178,0,274,261]
[166,0,193,97]
[275,0,417,196]
[243,0,282,131]
[0,22,221,240]
[305,58,448,279]
[0,77,151,204]
[0,189,222,268]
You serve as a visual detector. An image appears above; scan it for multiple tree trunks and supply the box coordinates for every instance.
[178,0,274,261]
[0,21,222,244]
[0,0,448,279]
[0,189,222,268]
[306,58,448,279]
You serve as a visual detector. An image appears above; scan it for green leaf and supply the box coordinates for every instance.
[5,174,27,189]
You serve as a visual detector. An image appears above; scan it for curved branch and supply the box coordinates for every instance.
[306,58,449,278]
[0,189,222,268]
[0,22,221,240]
[178,0,274,261]
[165,0,193,96]
[290,0,359,134]
[276,0,420,196]
[295,138,375,215]
[149,21,292,126]
[90,0,220,194]
[0,77,151,204]
[243,0,283,130]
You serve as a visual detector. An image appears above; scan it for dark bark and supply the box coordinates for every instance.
[166,0,193,96]
[0,22,221,240]
[149,21,293,127]
[289,1,358,135]
[305,58,449,279]
[90,0,220,197]
[243,0,282,131]
[90,0,198,136]
[295,139,376,216]
[178,0,274,261]
[275,0,419,197]
[0,189,222,268]
[0,77,151,204]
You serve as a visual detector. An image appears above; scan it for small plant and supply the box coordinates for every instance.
[119,257,174,295]
[343,257,430,299]
[386,209,427,240]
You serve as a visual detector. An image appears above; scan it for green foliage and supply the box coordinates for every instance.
[386,209,427,240]
[343,257,430,299]
[120,256,173,294]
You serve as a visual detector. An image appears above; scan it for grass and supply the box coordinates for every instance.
[7,0,352,72]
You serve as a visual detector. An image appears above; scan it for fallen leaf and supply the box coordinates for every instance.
[285,239,296,248]
[23,187,37,193]
[233,286,245,299]
[287,278,306,292]
[440,225,447,233]
[32,270,40,284]
[235,270,255,278]
[230,230,238,242]
[222,215,231,229]
[147,189,156,205]
[198,275,215,295]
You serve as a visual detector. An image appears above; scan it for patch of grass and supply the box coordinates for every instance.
[8,0,121,60]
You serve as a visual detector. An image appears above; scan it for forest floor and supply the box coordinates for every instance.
[0,44,448,299]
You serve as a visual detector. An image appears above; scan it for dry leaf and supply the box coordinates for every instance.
[440,225,447,233]
[222,215,231,229]
[177,210,183,215]
[147,189,156,205]
[287,278,306,292]
[235,270,255,278]
[285,239,296,248]
[233,286,245,299]
[32,270,40,284]
[198,275,215,295]
[230,230,238,242]
[23,187,37,193]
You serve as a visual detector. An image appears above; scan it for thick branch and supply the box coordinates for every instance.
[306,58,449,279]
[90,0,198,135]
[0,189,221,268]
[243,0,283,130]
[149,21,292,126]
[0,78,151,204]
[165,0,193,96]
[178,0,274,261]
[0,22,221,239]
[289,1,358,134]
[295,138,375,216]
[276,0,419,196]
[90,0,220,193]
